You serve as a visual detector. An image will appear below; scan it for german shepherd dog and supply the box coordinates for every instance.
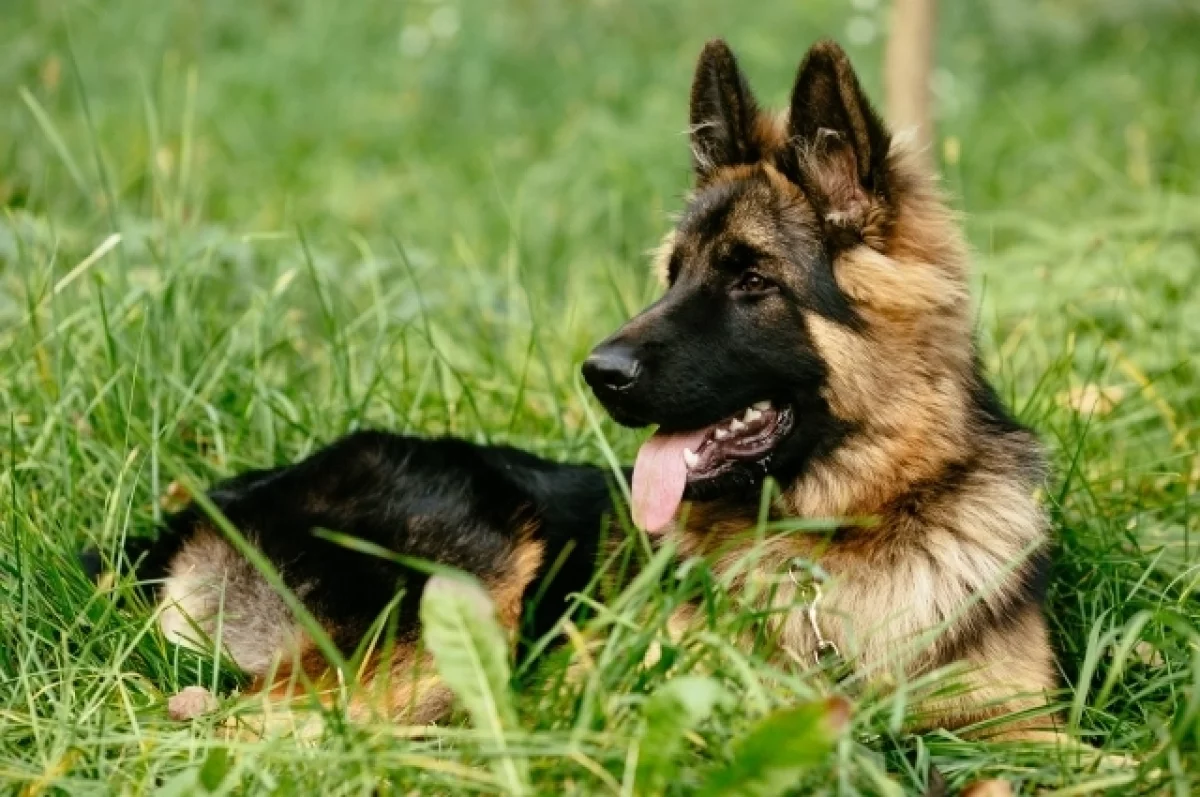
[116,40,1055,736]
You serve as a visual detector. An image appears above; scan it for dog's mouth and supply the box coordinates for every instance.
[631,401,793,534]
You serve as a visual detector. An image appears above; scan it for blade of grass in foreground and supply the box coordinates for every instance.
[696,697,851,797]
[421,574,530,796]
[634,675,729,794]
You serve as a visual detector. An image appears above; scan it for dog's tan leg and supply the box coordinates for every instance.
[913,607,1060,740]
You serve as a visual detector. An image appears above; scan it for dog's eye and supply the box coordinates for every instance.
[735,271,772,293]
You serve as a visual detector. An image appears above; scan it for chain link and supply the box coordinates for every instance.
[789,563,841,666]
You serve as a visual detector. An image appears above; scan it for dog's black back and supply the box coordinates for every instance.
[135,431,615,676]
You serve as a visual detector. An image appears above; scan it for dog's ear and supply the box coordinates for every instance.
[783,40,891,232]
[689,40,761,182]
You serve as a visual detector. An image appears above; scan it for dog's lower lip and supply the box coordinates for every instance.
[684,404,793,483]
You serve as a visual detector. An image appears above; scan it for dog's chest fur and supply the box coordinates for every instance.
[672,443,1051,687]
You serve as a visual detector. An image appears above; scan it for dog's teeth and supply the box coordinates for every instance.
[714,428,731,441]
[753,400,771,411]
[744,407,762,423]
[683,448,699,469]
[729,419,747,432]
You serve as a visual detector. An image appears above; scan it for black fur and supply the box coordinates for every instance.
[586,167,860,503]
[689,40,763,179]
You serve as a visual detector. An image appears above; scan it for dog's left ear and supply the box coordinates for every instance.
[783,40,891,231]
[689,40,762,183]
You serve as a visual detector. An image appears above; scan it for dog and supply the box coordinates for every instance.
[583,39,1055,738]
[110,39,1055,737]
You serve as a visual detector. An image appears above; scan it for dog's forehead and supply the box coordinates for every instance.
[675,171,815,256]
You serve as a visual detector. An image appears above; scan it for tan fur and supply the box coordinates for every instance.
[257,643,452,727]
[650,228,678,287]
[484,528,546,631]
[159,527,309,676]
[916,607,1057,739]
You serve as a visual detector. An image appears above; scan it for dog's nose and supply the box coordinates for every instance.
[582,344,642,392]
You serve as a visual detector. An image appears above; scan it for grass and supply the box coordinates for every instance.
[2,0,1199,792]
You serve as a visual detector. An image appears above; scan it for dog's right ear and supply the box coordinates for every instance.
[689,40,761,183]
[782,40,892,246]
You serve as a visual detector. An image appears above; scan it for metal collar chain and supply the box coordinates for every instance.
[788,561,843,668]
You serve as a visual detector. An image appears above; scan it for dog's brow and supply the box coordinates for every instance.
[714,241,766,273]
[679,181,743,237]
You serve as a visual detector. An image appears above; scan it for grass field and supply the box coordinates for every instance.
[3,0,1200,793]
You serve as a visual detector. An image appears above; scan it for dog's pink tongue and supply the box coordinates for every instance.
[632,428,708,533]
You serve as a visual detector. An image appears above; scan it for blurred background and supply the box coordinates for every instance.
[0,0,1196,482]
[2,0,1197,482]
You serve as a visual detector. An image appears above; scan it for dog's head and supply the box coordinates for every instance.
[583,40,973,531]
